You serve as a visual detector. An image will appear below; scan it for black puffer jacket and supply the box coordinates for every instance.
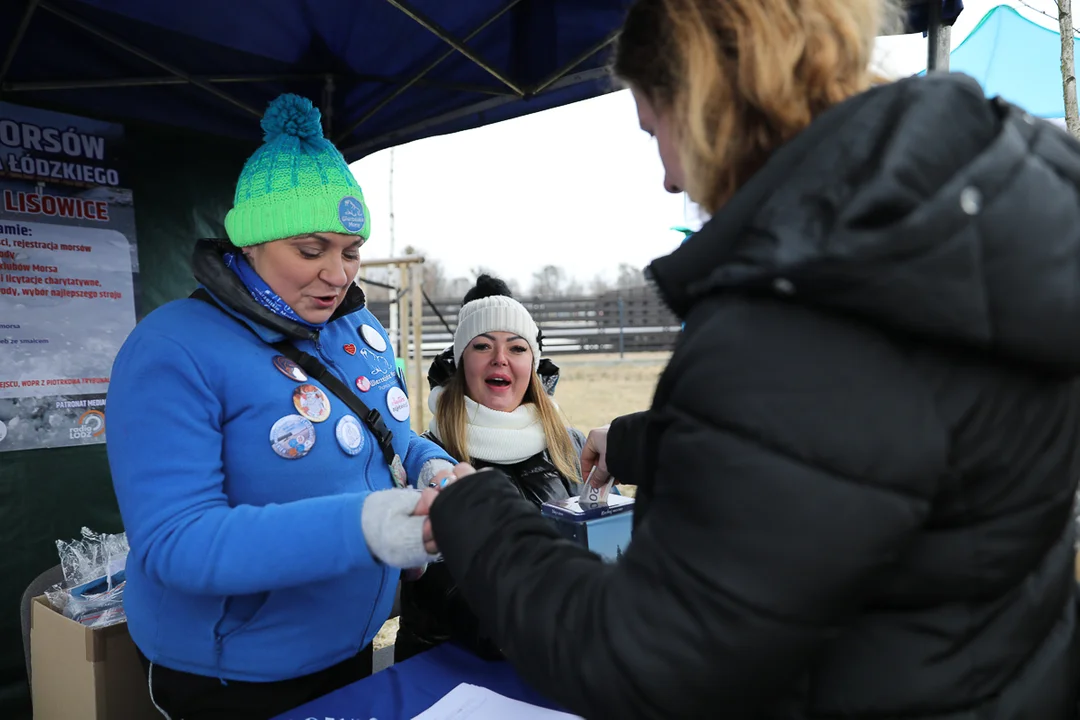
[428,74,1080,719]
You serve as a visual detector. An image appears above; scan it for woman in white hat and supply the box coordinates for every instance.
[394,274,587,661]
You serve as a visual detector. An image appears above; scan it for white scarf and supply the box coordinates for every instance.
[428,385,548,464]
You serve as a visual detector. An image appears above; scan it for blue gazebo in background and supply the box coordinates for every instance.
[932,4,1072,120]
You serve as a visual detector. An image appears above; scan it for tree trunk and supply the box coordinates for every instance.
[1060,0,1080,138]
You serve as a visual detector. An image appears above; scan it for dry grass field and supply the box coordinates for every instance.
[552,352,671,433]
[374,351,671,650]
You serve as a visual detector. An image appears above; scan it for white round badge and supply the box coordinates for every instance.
[0,419,7,443]
[359,324,387,353]
[335,415,365,456]
[385,386,410,422]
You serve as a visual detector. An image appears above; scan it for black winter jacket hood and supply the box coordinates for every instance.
[652,73,1080,374]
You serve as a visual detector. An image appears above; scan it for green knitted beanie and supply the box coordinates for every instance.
[225,94,371,247]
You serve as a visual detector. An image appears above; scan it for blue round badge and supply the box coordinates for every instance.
[335,414,365,456]
[269,414,316,459]
[338,196,366,233]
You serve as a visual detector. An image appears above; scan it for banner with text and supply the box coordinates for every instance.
[0,102,138,453]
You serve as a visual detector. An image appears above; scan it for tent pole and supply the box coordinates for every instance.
[38,1,262,117]
[0,0,41,90]
[383,0,524,95]
[926,1,951,72]
[6,75,319,91]
[4,73,511,96]
[530,29,620,95]
[410,262,425,434]
[336,0,525,144]
[322,75,335,137]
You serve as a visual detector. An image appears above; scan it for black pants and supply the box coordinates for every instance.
[395,563,504,664]
[137,644,373,720]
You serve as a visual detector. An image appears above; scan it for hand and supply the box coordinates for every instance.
[448,462,477,483]
[581,425,611,487]
[427,462,478,491]
[413,486,440,554]
[426,461,478,490]
[416,463,478,554]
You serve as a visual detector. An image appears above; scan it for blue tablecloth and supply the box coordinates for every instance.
[273,643,564,720]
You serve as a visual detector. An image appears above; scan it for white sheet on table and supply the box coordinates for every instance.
[410,682,584,720]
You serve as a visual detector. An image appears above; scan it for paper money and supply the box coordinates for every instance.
[578,465,614,509]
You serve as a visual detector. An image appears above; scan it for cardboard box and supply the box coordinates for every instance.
[30,596,160,720]
[541,494,635,562]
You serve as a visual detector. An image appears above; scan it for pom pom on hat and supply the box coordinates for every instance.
[462,274,514,306]
[260,93,324,144]
[455,274,541,371]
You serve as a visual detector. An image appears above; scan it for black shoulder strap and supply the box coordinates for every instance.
[189,288,405,484]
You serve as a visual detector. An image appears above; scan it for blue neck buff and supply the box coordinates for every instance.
[224,252,326,329]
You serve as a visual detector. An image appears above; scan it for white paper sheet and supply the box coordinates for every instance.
[411,683,584,720]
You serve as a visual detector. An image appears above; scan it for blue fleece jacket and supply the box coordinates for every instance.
[106,294,453,682]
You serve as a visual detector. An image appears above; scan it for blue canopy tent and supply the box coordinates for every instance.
[0,0,635,160]
[0,1,964,717]
[1,0,962,160]
[935,4,1072,119]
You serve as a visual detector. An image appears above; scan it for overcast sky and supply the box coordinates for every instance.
[350,0,1061,292]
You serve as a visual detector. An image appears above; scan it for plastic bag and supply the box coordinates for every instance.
[45,527,129,628]
[56,526,128,590]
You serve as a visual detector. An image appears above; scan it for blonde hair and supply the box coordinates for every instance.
[613,0,903,213]
[435,369,581,484]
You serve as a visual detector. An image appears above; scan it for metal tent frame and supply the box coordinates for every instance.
[0,0,623,160]
[925,0,953,72]
[1,1,960,160]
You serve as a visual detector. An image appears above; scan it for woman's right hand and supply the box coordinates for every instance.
[415,463,478,554]
[581,425,612,487]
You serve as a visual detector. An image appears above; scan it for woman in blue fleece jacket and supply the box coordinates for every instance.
[105,94,456,720]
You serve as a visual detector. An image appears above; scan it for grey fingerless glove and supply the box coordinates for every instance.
[360,488,441,569]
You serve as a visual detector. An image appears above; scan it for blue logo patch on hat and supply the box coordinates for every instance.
[338,196,366,233]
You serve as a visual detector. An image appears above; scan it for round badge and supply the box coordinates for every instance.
[272,355,307,383]
[385,386,410,422]
[356,376,371,392]
[338,196,367,233]
[0,419,7,443]
[335,415,365,456]
[359,324,387,353]
[293,384,332,423]
[269,414,316,459]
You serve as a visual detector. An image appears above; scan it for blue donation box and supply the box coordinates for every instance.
[541,494,635,562]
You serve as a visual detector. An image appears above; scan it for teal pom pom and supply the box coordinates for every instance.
[261,94,324,142]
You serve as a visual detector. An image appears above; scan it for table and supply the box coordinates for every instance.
[273,643,565,720]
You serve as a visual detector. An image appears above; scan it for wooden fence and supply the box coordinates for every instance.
[365,285,681,359]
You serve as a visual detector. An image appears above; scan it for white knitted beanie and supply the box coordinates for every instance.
[454,277,541,371]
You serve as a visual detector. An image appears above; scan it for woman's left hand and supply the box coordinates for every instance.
[417,463,479,553]
[426,462,478,491]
